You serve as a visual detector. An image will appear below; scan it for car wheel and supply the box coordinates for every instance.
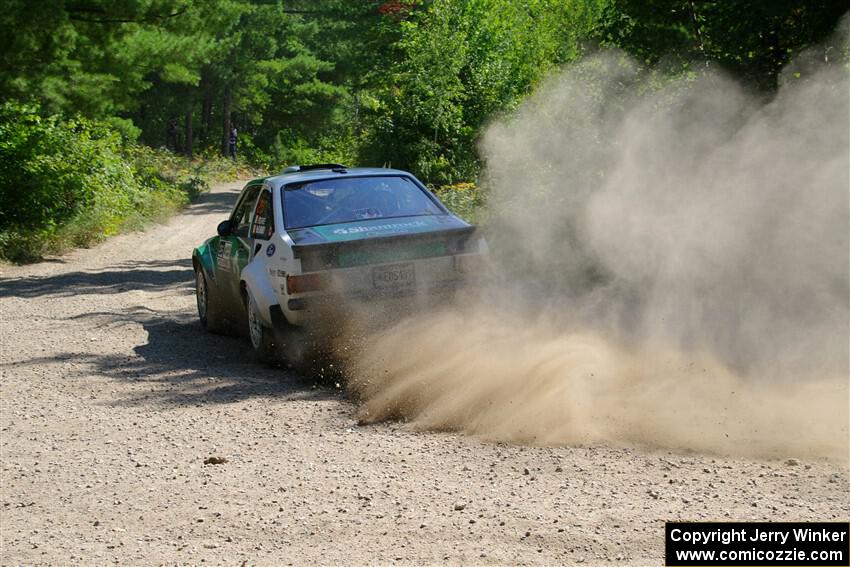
[195,267,225,333]
[247,292,278,363]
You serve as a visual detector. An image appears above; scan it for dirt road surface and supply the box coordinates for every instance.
[1,181,847,566]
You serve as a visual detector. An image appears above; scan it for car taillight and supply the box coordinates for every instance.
[286,273,325,294]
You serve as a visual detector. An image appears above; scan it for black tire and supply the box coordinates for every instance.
[246,292,279,363]
[195,267,226,334]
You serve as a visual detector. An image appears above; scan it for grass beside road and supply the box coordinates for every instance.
[0,104,489,265]
[0,148,252,264]
[0,103,259,264]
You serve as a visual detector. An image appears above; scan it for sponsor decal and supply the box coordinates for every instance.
[311,216,454,242]
[266,243,276,257]
[330,220,429,236]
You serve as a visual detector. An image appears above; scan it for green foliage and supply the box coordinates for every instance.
[0,103,133,230]
[264,130,357,173]
[1,0,847,254]
[599,0,849,90]
[434,182,486,224]
[359,0,609,184]
[0,103,239,263]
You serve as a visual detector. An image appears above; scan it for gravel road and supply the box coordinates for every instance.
[1,181,847,566]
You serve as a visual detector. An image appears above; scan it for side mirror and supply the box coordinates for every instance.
[217,219,233,237]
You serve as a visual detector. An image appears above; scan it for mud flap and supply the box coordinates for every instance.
[241,256,278,328]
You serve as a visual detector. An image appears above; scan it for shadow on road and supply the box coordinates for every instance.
[182,189,240,216]
[0,259,194,299]
[5,307,339,408]
[1,181,341,408]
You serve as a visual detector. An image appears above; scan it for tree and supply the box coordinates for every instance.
[360,0,608,183]
[600,0,849,91]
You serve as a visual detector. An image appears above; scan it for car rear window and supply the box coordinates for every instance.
[282,176,445,229]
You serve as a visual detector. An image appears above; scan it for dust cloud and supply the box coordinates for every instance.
[348,27,850,461]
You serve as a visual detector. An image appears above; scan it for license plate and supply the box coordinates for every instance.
[372,263,415,290]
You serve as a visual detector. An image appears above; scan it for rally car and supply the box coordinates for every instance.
[192,164,487,361]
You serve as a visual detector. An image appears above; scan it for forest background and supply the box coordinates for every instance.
[0,0,846,261]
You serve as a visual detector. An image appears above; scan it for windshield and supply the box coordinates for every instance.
[282,176,445,229]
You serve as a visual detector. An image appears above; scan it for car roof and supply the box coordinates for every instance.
[262,167,416,187]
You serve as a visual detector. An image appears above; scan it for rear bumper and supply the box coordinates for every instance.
[275,252,488,327]
[289,277,464,309]
[280,278,472,327]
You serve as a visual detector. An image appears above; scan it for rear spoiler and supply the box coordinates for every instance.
[281,163,348,174]
[291,225,478,271]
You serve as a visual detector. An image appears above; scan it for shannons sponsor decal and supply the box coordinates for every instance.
[331,220,429,235]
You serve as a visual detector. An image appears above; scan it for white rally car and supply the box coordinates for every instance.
[192,164,487,361]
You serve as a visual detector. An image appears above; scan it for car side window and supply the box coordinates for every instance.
[250,189,274,240]
[231,185,261,238]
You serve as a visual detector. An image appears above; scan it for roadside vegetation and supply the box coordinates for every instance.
[0,104,249,262]
[0,0,846,262]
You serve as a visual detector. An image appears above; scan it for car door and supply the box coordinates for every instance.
[240,186,280,321]
[216,183,262,307]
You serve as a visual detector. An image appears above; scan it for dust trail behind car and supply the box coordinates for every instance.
[345,22,850,462]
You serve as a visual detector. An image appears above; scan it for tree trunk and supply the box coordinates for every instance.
[201,94,212,146]
[184,99,194,159]
[222,87,232,157]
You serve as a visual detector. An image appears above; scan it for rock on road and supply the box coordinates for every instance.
[1,181,847,566]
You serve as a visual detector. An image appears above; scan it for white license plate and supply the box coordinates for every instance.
[372,263,415,290]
